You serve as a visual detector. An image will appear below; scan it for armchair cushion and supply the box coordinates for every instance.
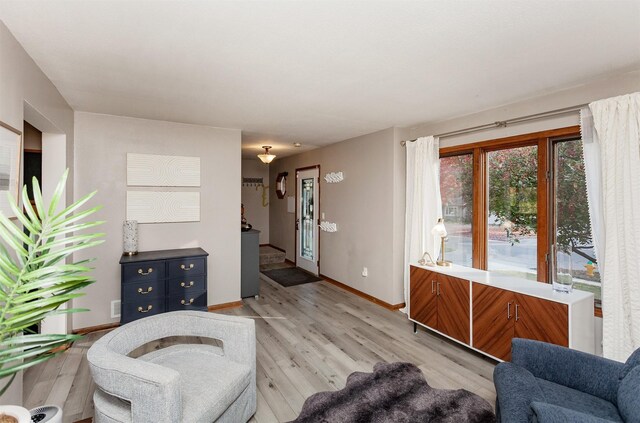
[618,366,640,423]
[140,343,251,422]
[535,378,622,422]
[531,402,621,423]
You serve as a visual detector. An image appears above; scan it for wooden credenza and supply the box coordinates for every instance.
[410,267,470,344]
[120,248,209,324]
[409,264,594,361]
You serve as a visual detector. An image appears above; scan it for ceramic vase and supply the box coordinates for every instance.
[123,220,138,255]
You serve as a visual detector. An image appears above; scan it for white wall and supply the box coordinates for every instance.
[73,112,241,329]
[39,133,68,335]
[0,20,74,405]
[269,128,405,306]
[241,159,269,244]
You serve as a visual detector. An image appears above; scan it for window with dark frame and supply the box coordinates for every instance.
[438,126,601,313]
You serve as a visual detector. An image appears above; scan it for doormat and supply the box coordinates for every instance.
[262,267,323,287]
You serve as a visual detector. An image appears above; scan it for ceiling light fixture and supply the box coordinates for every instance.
[258,145,276,164]
[293,142,301,147]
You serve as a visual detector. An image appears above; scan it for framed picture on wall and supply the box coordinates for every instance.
[0,121,22,218]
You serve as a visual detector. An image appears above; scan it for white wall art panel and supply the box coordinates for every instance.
[127,153,201,186]
[127,191,200,223]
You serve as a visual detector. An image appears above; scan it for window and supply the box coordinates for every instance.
[553,138,600,301]
[439,154,473,267]
[438,126,601,309]
[487,145,538,280]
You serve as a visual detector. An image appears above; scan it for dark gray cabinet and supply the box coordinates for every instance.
[241,230,260,298]
[120,248,208,324]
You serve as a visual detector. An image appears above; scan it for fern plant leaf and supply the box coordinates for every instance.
[51,190,98,223]
[0,169,103,389]
[47,169,69,218]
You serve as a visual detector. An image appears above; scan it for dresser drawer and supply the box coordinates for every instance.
[167,290,207,311]
[121,296,165,323]
[167,275,206,296]
[167,257,206,278]
[123,279,165,301]
[122,261,165,283]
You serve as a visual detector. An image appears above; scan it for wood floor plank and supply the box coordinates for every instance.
[23,272,496,422]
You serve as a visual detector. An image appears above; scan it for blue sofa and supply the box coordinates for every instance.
[494,338,640,423]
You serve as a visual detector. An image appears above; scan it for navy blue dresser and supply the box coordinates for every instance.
[119,248,209,324]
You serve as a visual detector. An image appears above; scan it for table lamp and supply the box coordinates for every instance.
[431,218,452,267]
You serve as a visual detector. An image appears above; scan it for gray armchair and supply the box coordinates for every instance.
[494,338,640,423]
[87,311,256,423]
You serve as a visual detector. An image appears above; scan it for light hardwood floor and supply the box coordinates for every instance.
[24,273,497,423]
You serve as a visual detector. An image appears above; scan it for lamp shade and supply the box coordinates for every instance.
[431,219,447,238]
[258,146,276,164]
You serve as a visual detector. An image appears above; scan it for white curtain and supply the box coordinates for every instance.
[580,107,605,275]
[585,92,640,361]
[403,136,442,308]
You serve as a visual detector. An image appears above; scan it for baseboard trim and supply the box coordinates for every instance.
[208,300,243,311]
[284,259,295,266]
[72,322,120,335]
[320,274,405,311]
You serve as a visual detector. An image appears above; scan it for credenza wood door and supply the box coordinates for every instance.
[409,266,437,328]
[437,274,470,344]
[472,283,515,361]
[514,293,569,347]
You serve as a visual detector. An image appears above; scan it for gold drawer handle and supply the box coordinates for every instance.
[180,281,194,288]
[138,268,153,276]
[180,264,195,271]
[137,305,153,313]
[137,287,153,295]
[181,298,195,305]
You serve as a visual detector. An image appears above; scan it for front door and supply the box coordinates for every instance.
[296,167,319,275]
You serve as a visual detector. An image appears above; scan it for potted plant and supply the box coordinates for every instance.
[0,170,103,422]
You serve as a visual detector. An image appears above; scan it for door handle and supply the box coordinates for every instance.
[436,282,441,296]
[515,304,520,322]
[431,280,435,294]
[507,302,511,320]
[296,218,300,231]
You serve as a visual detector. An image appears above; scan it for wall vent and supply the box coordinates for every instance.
[111,300,121,318]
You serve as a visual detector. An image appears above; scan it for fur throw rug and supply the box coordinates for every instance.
[289,362,496,423]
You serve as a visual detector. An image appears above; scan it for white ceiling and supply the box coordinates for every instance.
[1,1,639,158]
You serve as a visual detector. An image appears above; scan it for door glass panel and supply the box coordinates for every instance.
[487,145,538,280]
[553,138,600,301]
[439,154,473,267]
[301,177,314,260]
